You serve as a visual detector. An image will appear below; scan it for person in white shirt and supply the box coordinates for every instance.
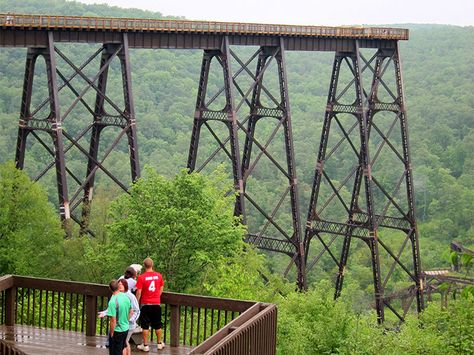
[119,264,142,294]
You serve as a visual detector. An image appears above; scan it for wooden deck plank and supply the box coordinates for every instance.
[0,325,191,355]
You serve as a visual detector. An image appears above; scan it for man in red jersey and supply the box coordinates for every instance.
[135,257,165,351]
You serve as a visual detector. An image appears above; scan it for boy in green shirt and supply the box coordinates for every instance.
[107,280,132,355]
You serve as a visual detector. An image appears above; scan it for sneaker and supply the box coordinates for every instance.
[157,342,165,350]
[137,344,150,352]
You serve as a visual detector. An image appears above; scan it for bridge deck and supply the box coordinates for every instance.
[1,13,408,39]
[0,325,191,355]
[0,13,407,50]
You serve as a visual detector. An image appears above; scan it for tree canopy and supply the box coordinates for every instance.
[107,166,246,291]
[0,161,64,277]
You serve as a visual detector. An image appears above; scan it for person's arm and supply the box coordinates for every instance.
[135,276,142,303]
[106,296,117,336]
[109,316,116,337]
[159,277,164,296]
[130,295,140,324]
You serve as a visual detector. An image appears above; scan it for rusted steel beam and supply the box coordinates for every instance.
[188,40,306,289]
[15,32,70,221]
[14,33,140,234]
[304,42,423,323]
[0,30,402,51]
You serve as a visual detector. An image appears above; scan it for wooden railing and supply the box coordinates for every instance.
[0,275,277,354]
[191,302,277,355]
[0,13,409,40]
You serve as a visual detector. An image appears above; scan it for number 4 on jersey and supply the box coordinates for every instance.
[148,280,156,292]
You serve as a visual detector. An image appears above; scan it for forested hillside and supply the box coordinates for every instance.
[1,0,474,352]
[1,0,472,262]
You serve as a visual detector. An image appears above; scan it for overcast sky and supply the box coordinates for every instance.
[77,0,474,26]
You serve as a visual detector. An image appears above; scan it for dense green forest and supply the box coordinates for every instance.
[0,0,473,353]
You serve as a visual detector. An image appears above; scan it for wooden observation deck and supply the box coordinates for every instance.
[0,275,277,354]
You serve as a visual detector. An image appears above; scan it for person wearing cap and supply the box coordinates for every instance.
[130,263,142,274]
[119,264,142,294]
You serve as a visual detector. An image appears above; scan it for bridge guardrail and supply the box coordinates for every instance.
[0,13,408,40]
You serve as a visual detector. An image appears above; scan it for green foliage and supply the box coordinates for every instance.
[450,251,459,268]
[0,161,63,277]
[276,285,474,355]
[461,286,474,299]
[197,246,293,302]
[58,234,127,283]
[277,281,356,354]
[461,253,473,269]
[421,296,474,354]
[107,166,246,292]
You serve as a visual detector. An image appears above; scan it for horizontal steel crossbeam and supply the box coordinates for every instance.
[254,107,284,118]
[310,220,370,239]
[21,119,52,131]
[200,110,229,121]
[352,212,412,231]
[0,29,401,51]
[245,234,295,255]
[97,115,128,127]
[371,102,400,112]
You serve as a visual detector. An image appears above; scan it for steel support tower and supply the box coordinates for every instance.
[187,37,306,289]
[304,42,423,322]
[14,32,140,231]
[15,32,70,221]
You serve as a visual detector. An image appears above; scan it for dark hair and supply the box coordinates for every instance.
[109,280,119,292]
[118,278,129,292]
[124,266,137,279]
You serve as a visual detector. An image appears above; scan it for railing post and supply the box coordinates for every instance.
[170,304,180,347]
[5,287,16,326]
[85,295,97,336]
